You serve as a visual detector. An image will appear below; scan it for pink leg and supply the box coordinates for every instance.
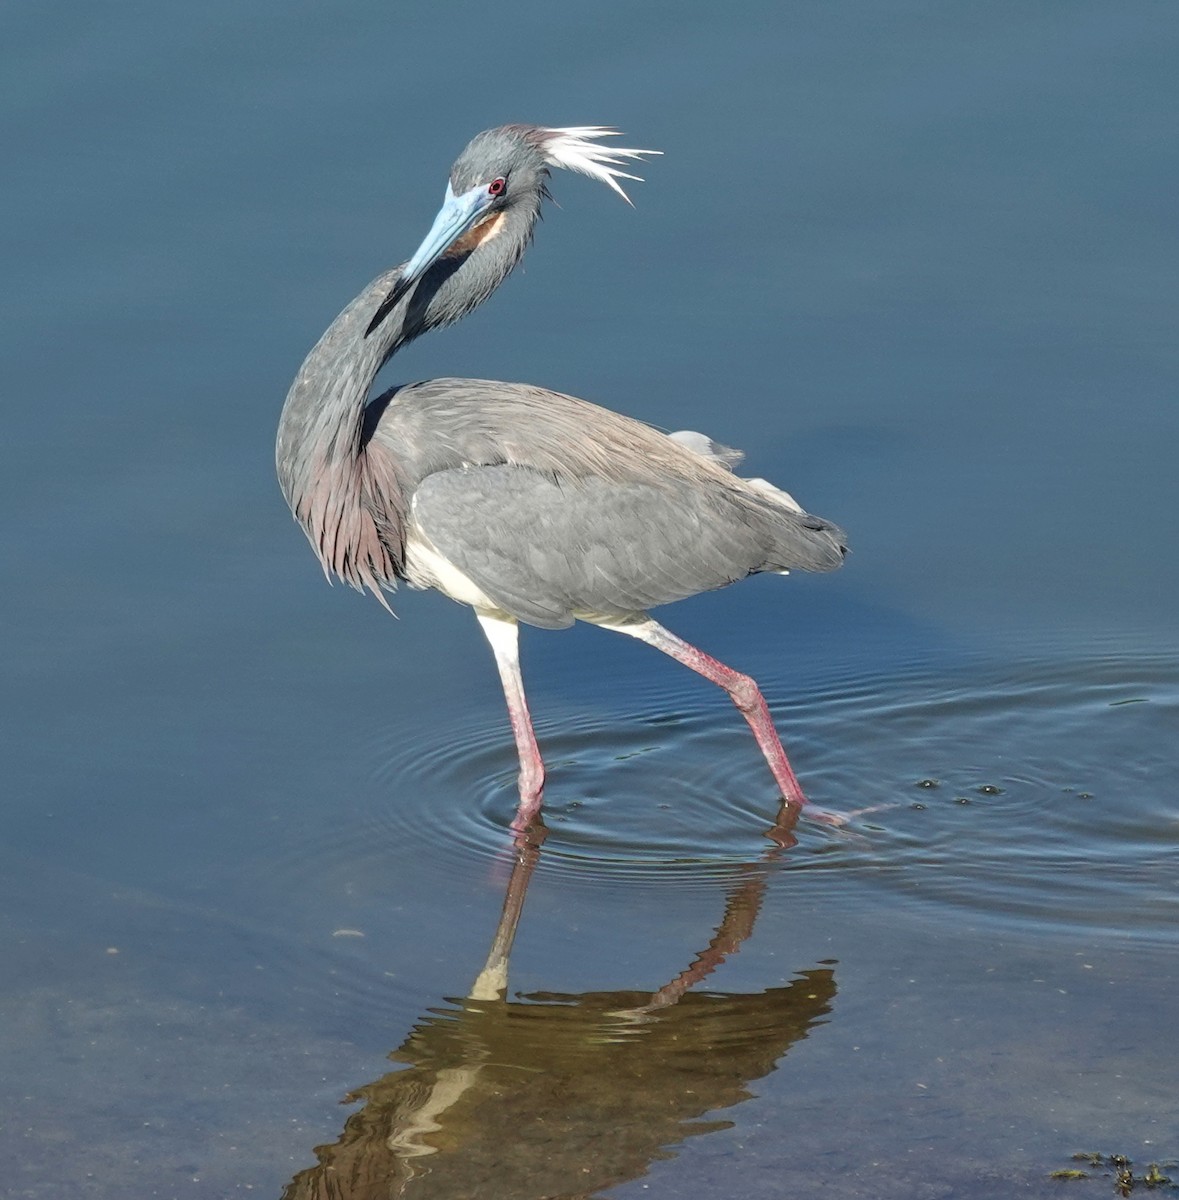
[476,613,546,829]
[601,616,808,808]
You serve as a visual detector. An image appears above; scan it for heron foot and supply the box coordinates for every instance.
[806,801,900,828]
[806,805,853,827]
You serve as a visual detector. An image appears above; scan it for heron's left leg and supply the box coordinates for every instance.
[476,612,546,829]
[595,615,807,808]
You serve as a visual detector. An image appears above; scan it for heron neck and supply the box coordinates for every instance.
[276,208,534,507]
[274,266,423,599]
[277,267,411,501]
[274,217,532,595]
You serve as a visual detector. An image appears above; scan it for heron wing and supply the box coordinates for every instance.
[409,464,842,630]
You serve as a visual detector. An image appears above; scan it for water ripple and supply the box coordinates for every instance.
[361,702,807,891]
[299,649,1177,942]
[781,651,1179,944]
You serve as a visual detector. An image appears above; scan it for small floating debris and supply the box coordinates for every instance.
[976,784,1004,795]
[1142,1164,1174,1188]
[1050,1152,1176,1194]
[915,779,940,789]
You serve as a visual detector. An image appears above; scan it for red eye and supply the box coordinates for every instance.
[487,177,506,197]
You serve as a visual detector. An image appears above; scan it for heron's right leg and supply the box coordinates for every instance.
[475,612,546,829]
[593,615,808,809]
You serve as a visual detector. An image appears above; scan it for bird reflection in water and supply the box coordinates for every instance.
[280,808,837,1199]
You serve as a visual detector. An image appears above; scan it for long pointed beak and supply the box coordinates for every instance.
[365,182,496,337]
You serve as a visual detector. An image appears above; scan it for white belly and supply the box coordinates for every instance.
[403,521,503,612]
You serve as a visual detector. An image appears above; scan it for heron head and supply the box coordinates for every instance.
[365,126,659,337]
[452,124,659,207]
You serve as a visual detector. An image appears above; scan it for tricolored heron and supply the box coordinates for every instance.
[276,125,847,831]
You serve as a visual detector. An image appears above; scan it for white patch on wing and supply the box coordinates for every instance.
[668,429,745,469]
[666,432,808,578]
[537,127,661,203]
[744,477,804,513]
[742,477,804,576]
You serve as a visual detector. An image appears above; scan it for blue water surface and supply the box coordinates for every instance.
[2,2,1177,1197]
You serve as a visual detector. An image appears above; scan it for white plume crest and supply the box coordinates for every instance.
[537,126,661,204]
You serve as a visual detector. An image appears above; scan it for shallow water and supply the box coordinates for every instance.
[4,1,1179,1197]
[363,650,1179,944]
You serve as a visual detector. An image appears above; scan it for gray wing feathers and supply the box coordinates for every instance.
[378,378,846,629]
[412,465,845,630]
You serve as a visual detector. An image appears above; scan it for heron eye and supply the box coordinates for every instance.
[487,177,506,197]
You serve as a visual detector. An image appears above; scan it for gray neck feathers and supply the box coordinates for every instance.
[276,269,408,600]
[275,201,536,598]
